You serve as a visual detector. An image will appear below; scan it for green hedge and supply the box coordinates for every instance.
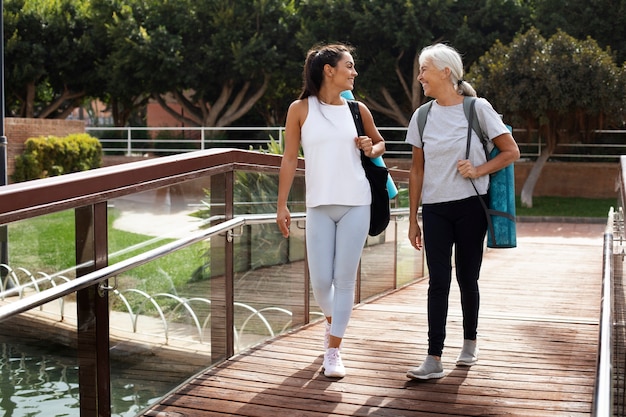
[12,133,103,182]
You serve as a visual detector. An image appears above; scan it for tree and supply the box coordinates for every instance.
[469,28,626,207]
[89,0,182,126]
[532,0,626,64]
[292,0,531,126]
[4,0,105,118]
[115,0,296,128]
[293,0,445,126]
[451,0,532,67]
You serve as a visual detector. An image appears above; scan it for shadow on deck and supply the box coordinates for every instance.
[141,221,605,417]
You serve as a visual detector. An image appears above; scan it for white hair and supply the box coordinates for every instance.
[419,43,476,97]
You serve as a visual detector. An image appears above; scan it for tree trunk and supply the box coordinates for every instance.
[520,149,552,208]
[520,122,558,208]
[25,82,36,118]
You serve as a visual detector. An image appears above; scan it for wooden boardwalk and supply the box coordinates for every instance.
[142,221,606,417]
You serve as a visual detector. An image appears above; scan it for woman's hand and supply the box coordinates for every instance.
[457,159,479,179]
[276,206,291,238]
[355,135,374,157]
[408,222,423,251]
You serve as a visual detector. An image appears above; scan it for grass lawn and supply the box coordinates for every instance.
[515,196,615,218]
[7,209,205,297]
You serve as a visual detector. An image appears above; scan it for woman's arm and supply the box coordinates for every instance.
[457,132,520,179]
[356,101,386,158]
[276,99,306,238]
[408,146,425,250]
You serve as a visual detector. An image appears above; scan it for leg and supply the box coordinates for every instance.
[306,206,337,318]
[308,205,368,378]
[454,196,487,341]
[328,204,369,347]
[454,196,487,366]
[422,203,455,358]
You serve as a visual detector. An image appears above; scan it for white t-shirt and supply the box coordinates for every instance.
[405,98,510,204]
[300,96,371,208]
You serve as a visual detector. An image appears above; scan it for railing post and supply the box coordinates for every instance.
[0,136,9,288]
[75,203,110,417]
[126,128,132,156]
[209,171,235,362]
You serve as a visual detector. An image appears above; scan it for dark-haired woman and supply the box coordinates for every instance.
[276,43,386,378]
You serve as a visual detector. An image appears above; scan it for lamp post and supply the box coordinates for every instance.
[1,0,10,284]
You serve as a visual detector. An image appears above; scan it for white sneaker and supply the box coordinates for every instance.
[323,347,346,378]
[406,355,445,380]
[456,339,479,366]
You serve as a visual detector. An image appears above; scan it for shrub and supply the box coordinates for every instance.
[12,133,103,182]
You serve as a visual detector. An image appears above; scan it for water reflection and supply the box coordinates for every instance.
[0,333,178,417]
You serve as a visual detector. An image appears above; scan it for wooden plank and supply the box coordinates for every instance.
[140,222,605,417]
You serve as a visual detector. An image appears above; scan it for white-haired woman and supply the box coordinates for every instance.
[405,43,519,379]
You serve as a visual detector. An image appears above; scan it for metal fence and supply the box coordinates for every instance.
[86,126,626,161]
[594,155,626,416]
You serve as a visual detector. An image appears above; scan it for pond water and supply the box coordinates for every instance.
[0,333,179,417]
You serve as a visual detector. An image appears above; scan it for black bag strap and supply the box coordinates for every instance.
[466,99,496,243]
[416,101,433,139]
[347,100,365,136]
[466,99,515,246]
[347,100,373,166]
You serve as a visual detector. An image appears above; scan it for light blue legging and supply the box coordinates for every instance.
[306,204,370,340]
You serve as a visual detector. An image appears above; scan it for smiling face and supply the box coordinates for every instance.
[417,58,447,99]
[325,52,358,91]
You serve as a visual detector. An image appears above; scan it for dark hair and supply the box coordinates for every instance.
[299,43,354,100]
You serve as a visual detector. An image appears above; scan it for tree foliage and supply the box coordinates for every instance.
[123,0,297,128]
[3,0,626,132]
[4,0,105,118]
[468,28,626,206]
[532,0,626,64]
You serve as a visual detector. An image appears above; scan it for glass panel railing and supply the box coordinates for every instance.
[0,159,416,417]
[4,209,78,287]
[360,228,397,301]
[1,211,81,416]
[105,238,215,415]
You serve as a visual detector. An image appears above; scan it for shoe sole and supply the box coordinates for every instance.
[406,370,445,380]
[322,365,345,378]
[456,348,479,366]
[323,366,346,378]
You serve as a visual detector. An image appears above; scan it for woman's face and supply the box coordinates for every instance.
[417,59,445,98]
[327,52,358,91]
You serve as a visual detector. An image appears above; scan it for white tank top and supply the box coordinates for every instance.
[301,96,371,207]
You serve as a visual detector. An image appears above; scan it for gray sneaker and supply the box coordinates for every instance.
[406,355,445,380]
[456,339,478,366]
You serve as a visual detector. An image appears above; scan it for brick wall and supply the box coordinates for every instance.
[388,159,619,199]
[4,118,85,183]
[513,161,618,199]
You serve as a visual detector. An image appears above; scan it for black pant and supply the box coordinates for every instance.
[422,195,488,357]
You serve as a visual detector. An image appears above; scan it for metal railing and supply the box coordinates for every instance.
[594,208,616,416]
[86,126,626,161]
[593,155,626,416]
